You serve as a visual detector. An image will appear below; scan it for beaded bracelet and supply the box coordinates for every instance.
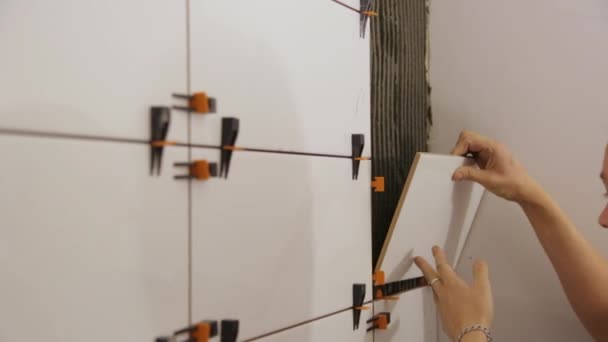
[456,324,493,342]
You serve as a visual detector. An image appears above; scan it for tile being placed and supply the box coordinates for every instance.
[373,153,485,342]
[376,153,485,281]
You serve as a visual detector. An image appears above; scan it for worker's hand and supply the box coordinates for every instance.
[451,130,539,203]
[414,246,494,341]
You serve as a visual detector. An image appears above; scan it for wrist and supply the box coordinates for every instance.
[454,324,493,342]
[459,330,489,342]
[515,176,546,206]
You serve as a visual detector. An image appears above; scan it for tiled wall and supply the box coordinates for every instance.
[0,1,376,341]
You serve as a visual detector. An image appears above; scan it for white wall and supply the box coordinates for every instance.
[429,0,608,340]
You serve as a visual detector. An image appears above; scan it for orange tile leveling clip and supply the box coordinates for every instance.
[371,177,385,192]
[173,92,217,114]
[165,320,217,342]
[373,270,399,300]
[174,160,218,180]
[367,312,391,332]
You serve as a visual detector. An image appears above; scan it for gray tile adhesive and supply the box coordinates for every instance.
[371,0,432,269]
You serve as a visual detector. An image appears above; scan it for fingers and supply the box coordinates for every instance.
[432,246,454,278]
[451,131,492,156]
[473,259,491,292]
[452,165,493,186]
[414,256,438,283]
[432,245,449,266]
[414,256,443,295]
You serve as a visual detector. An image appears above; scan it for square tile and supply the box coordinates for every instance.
[0,136,188,341]
[190,148,372,339]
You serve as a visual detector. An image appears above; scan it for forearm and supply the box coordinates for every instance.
[520,183,608,339]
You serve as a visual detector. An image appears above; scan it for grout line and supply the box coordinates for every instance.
[0,127,149,145]
[0,127,371,160]
[368,6,376,342]
[330,0,363,14]
[241,300,374,342]
[186,0,193,326]
[241,280,429,341]
[182,142,220,149]
[233,147,357,160]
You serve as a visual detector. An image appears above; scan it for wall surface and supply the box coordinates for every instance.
[0,0,374,341]
[370,0,430,269]
[429,0,608,340]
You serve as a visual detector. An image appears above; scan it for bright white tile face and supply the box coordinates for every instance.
[371,154,484,341]
[377,153,485,281]
[190,148,372,339]
[0,0,188,140]
[0,136,188,342]
[189,0,371,154]
[255,306,375,342]
[374,288,438,342]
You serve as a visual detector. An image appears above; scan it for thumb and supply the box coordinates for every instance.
[473,260,490,291]
[452,165,492,186]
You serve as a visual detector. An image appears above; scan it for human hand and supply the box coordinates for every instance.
[414,246,494,341]
[451,130,539,203]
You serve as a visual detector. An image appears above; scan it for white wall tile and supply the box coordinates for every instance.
[254,306,374,342]
[0,0,188,141]
[0,136,188,342]
[374,154,484,342]
[189,148,372,339]
[377,154,485,281]
[374,288,438,342]
[189,0,371,155]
